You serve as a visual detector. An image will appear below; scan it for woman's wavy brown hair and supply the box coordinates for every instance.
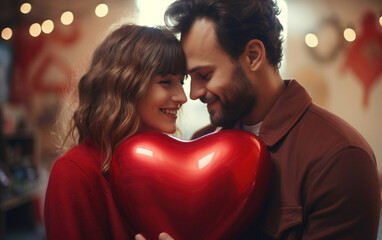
[67,24,187,174]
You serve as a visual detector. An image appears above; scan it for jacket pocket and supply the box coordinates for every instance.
[258,206,303,239]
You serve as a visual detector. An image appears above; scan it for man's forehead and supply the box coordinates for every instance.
[190,18,215,34]
[182,19,218,50]
[182,19,221,73]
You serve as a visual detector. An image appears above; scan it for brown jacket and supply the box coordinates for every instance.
[193,80,380,240]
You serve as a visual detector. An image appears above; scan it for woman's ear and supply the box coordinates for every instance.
[240,39,265,72]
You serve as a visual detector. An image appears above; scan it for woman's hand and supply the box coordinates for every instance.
[135,232,175,240]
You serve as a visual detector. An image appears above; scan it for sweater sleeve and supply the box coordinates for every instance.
[44,159,111,240]
[302,147,380,239]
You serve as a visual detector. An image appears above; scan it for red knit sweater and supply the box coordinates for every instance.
[44,139,132,240]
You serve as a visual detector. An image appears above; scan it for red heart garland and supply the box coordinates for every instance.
[109,130,271,240]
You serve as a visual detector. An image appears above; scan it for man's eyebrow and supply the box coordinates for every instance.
[188,65,209,74]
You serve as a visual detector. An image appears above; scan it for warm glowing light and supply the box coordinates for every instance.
[95,3,109,17]
[29,23,41,37]
[42,20,54,34]
[379,16,382,27]
[344,28,356,42]
[61,11,74,25]
[1,28,13,40]
[305,33,318,48]
[20,3,32,14]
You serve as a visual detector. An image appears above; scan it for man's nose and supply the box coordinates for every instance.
[190,79,206,100]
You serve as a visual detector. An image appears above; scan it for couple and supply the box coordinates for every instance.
[44,0,380,239]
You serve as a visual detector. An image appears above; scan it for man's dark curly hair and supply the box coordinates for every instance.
[165,0,284,68]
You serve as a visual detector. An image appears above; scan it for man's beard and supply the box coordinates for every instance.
[206,63,257,128]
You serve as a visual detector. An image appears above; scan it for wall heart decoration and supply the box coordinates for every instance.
[109,130,271,240]
[342,11,382,107]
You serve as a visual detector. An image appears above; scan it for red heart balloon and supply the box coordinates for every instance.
[109,130,271,240]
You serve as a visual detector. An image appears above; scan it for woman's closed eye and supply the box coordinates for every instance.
[159,79,185,86]
[159,80,172,85]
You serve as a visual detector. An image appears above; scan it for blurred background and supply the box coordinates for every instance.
[0,0,381,239]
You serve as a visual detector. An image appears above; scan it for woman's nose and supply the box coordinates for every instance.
[172,86,187,104]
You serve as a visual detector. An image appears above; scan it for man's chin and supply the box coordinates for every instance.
[209,112,222,127]
[210,113,232,128]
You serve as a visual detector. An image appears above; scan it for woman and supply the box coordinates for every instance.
[44,24,187,240]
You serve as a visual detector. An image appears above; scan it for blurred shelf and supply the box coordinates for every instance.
[0,181,44,212]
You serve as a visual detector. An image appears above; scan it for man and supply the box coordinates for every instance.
[159,0,380,239]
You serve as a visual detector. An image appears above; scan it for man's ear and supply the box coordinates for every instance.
[241,39,265,72]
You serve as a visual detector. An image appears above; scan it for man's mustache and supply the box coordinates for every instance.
[200,94,219,104]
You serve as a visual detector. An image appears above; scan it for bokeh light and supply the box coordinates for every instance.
[1,28,13,40]
[95,3,109,17]
[305,33,318,48]
[42,20,54,34]
[61,11,74,25]
[20,3,32,14]
[344,28,356,42]
[29,23,41,37]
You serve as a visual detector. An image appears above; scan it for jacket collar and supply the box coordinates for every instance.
[259,80,312,147]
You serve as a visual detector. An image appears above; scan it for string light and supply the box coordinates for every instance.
[1,28,13,40]
[20,3,32,14]
[95,3,109,18]
[29,23,41,37]
[42,20,54,34]
[13,2,381,42]
[344,28,356,42]
[305,33,318,48]
[61,11,74,25]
